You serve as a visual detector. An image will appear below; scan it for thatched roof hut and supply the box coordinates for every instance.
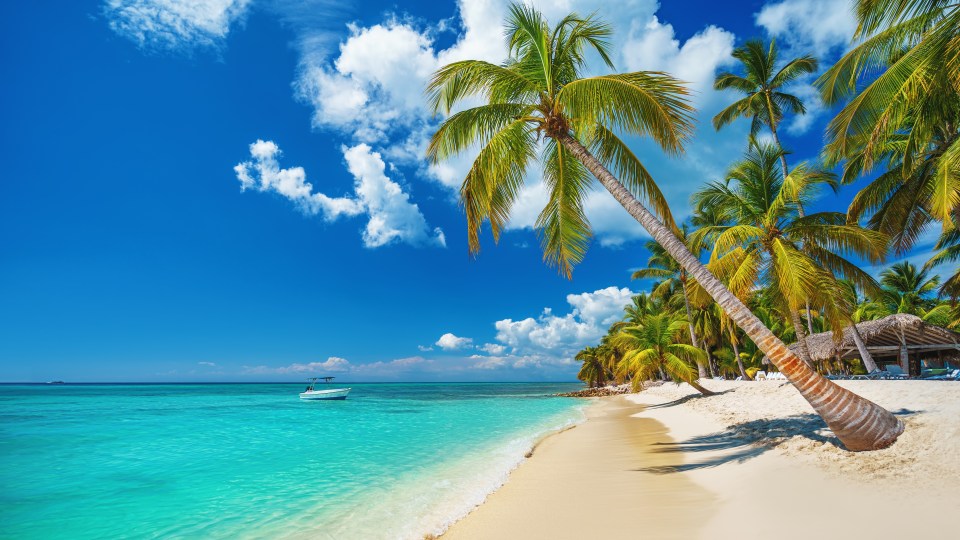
[766,314,960,375]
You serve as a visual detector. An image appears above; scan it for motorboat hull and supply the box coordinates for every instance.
[299,387,351,400]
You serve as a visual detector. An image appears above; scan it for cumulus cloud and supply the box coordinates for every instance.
[234,139,444,248]
[492,286,635,362]
[104,0,252,51]
[435,333,474,350]
[342,143,446,248]
[755,0,856,58]
[234,139,363,219]
[622,17,735,101]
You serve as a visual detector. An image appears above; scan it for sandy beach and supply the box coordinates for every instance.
[443,380,960,539]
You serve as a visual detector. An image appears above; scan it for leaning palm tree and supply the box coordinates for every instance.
[691,143,888,367]
[427,3,902,450]
[613,313,713,395]
[713,39,818,180]
[631,231,709,378]
[817,1,959,250]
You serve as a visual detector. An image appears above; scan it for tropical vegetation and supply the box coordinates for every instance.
[425,1,960,451]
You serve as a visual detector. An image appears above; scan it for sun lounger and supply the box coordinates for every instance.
[927,369,960,381]
[884,365,909,379]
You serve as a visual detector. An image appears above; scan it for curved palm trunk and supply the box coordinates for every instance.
[689,380,715,396]
[850,322,879,373]
[790,309,815,367]
[681,280,709,379]
[558,133,904,451]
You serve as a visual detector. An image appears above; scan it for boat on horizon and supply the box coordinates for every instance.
[299,377,350,400]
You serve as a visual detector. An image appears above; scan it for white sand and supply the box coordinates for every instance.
[443,380,960,540]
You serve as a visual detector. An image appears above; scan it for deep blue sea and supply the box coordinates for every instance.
[0,383,585,539]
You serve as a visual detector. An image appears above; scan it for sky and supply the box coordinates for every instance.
[0,0,952,382]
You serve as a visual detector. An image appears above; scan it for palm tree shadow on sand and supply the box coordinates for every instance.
[636,406,920,474]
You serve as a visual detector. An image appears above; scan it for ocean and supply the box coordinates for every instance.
[0,382,585,539]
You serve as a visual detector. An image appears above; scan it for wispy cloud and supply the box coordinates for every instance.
[243,356,351,375]
[103,0,252,51]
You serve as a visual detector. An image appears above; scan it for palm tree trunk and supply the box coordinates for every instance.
[731,336,750,380]
[557,133,904,451]
[769,115,818,332]
[681,280,709,379]
[764,95,792,194]
[790,309,815,367]
[704,343,716,377]
[849,322,879,373]
[689,380,715,396]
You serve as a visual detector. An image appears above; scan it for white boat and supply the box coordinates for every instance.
[299,377,351,400]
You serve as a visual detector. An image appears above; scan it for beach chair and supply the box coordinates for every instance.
[885,365,909,379]
[754,371,767,381]
[928,369,960,381]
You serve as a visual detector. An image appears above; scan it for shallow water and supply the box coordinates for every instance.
[0,383,584,539]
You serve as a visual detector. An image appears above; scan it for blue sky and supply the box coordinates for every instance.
[0,0,950,382]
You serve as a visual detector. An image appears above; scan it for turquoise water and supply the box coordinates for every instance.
[0,383,584,539]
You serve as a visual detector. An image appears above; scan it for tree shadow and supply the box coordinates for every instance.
[636,408,921,474]
[643,389,735,410]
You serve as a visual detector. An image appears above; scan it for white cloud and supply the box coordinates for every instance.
[104,0,251,50]
[479,343,506,355]
[342,143,446,248]
[234,139,444,248]
[782,82,824,136]
[493,286,635,361]
[755,0,856,58]
[244,356,352,374]
[234,139,363,220]
[197,361,217,367]
[417,345,435,352]
[436,333,474,350]
[622,17,736,102]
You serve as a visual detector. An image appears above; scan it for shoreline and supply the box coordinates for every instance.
[442,396,716,539]
[443,380,960,539]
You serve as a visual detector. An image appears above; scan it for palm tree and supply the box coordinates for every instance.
[857,261,941,319]
[713,39,818,181]
[613,313,713,395]
[691,143,888,368]
[925,227,960,300]
[575,346,606,387]
[632,231,709,378]
[817,1,959,251]
[427,3,902,451]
